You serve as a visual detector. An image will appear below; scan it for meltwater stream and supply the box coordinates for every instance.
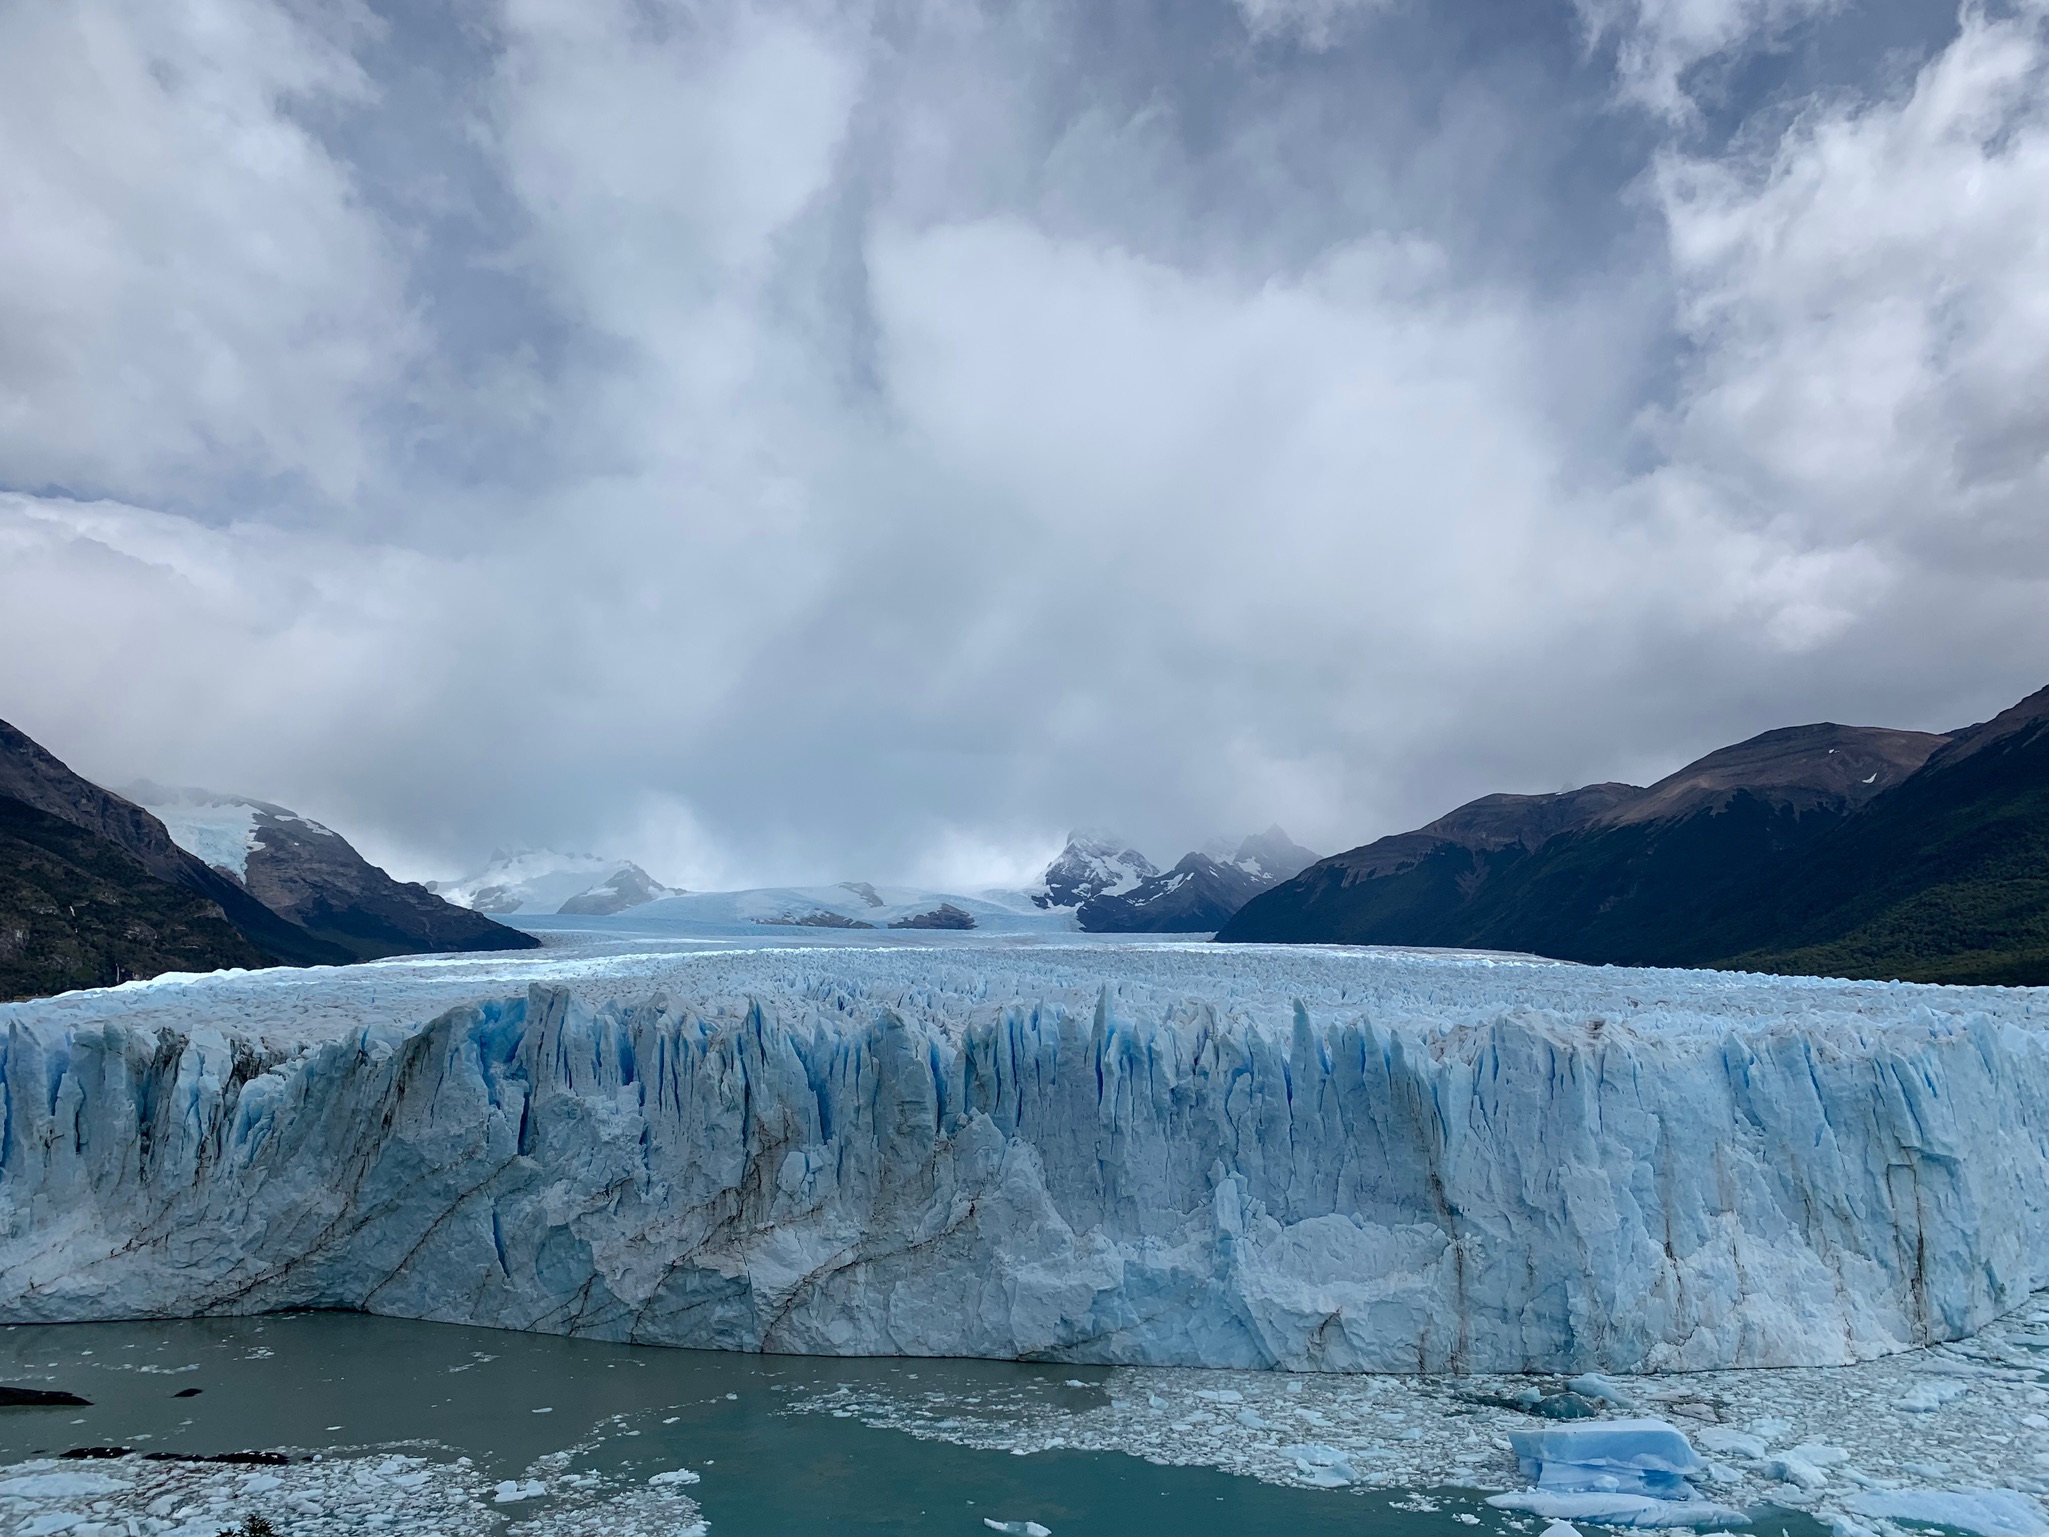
[0,1312,1555,1537]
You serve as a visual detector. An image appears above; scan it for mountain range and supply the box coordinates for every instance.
[1220,683,2049,986]
[1068,826,1321,932]
[427,849,685,917]
[0,720,535,1000]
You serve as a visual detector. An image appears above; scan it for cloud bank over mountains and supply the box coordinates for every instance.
[0,0,2043,887]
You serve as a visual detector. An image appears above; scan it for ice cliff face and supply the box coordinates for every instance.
[1,945,2045,1374]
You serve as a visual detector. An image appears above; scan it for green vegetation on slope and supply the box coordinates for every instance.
[1221,689,2049,986]
[1722,715,2049,986]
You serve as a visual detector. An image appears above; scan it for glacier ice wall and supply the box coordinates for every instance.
[2,944,2046,1373]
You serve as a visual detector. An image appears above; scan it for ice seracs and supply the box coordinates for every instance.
[3,943,2048,1375]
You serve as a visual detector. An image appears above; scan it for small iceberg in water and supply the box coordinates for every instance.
[1487,1418,1750,1529]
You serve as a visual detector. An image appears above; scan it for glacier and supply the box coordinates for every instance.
[1,940,2046,1374]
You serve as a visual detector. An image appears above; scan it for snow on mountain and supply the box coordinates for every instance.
[1226,825,1321,884]
[1081,828,1322,933]
[1031,831,1158,909]
[124,783,537,960]
[433,850,682,916]
[122,782,332,881]
[5,942,2045,1374]
[526,882,1076,935]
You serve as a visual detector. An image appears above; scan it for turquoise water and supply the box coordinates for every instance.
[0,1312,1530,1536]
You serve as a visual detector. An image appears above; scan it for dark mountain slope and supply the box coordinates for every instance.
[1218,723,1950,963]
[0,720,348,967]
[0,794,273,1001]
[231,802,539,961]
[1439,724,1949,967]
[1717,687,2049,985]
[1079,828,1321,933]
[1217,783,1639,945]
[1080,853,1271,933]
[1033,833,1158,909]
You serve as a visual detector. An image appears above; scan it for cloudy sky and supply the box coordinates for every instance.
[1,0,2045,889]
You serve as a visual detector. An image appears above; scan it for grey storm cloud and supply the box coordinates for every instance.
[0,0,2044,888]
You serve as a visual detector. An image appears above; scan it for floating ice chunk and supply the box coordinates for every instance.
[982,1521,1051,1536]
[1750,1419,1792,1443]
[494,1478,547,1502]
[1237,1408,1273,1429]
[1541,1521,1584,1537]
[1285,1444,1358,1487]
[1763,1456,1828,1490]
[1511,1419,1705,1498]
[1569,1373,1639,1410]
[1696,1430,1768,1461]
[1488,1491,1750,1527]
[649,1468,702,1487]
[1196,1390,1243,1403]
[1899,1381,1971,1413]
[0,1472,128,1497]
[1787,1445,1848,1469]
[1845,1489,2049,1537]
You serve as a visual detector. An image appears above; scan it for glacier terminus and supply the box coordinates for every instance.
[2,939,2045,1376]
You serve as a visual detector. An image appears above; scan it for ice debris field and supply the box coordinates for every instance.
[795,1289,2049,1536]
[0,1447,706,1537]
[4,942,2048,1373]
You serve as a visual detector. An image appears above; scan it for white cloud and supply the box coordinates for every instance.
[1234,0,1394,51]
[1,0,2045,886]
[0,0,414,505]
[1578,0,1842,119]
[1655,3,2049,577]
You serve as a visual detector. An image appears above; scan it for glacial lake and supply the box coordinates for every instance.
[0,1311,1592,1537]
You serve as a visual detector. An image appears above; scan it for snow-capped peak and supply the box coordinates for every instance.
[1031,832,1158,910]
[433,850,682,916]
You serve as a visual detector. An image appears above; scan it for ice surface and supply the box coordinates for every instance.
[1902,1381,1974,1411]
[3,941,2047,1372]
[1697,1429,1769,1460]
[1486,1489,1751,1526]
[1845,1489,2049,1537]
[982,1520,1053,1535]
[0,1448,705,1537]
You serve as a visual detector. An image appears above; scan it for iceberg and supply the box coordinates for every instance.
[2,944,2046,1373]
[1510,1419,1705,1496]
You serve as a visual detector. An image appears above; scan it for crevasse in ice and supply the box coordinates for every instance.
[2,943,2044,1373]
